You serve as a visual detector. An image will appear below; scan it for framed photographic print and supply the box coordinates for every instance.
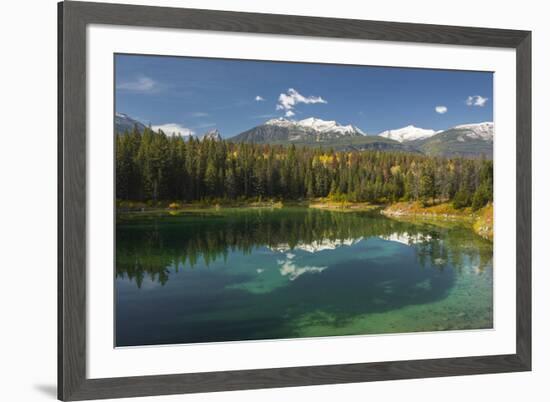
[58,1,531,400]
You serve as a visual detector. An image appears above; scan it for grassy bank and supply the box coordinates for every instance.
[117,198,285,212]
[382,201,493,241]
[117,198,492,240]
[117,198,379,213]
[308,199,380,212]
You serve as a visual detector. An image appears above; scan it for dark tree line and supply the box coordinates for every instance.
[116,127,493,209]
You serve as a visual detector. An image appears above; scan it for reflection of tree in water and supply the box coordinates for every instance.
[412,223,492,275]
[116,209,492,287]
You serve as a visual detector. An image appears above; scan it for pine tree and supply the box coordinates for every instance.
[420,165,436,205]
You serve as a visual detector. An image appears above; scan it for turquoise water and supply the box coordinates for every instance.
[115,207,493,346]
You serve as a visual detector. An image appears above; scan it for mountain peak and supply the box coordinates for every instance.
[115,112,147,134]
[200,128,222,141]
[299,117,337,126]
[454,121,493,128]
[451,122,494,141]
[265,116,365,136]
[265,117,294,127]
[231,116,366,144]
[378,125,437,142]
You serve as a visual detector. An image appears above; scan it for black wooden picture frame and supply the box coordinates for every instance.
[58,1,532,400]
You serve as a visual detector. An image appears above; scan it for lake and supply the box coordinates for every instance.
[115,207,493,347]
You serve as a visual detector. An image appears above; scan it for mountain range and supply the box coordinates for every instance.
[115,112,493,158]
[230,117,493,158]
[230,117,420,153]
[115,113,222,142]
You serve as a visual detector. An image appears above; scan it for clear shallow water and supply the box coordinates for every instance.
[115,207,493,347]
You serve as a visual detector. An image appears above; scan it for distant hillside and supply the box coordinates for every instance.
[115,113,147,134]
[408,122,494,159]
[270,134,420,153]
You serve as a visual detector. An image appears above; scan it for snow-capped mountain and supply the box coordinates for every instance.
[412,122,494,159]
[375,122,494,158]
[378,125,438,143]
[116,112,493,158]
[200,128,222,141]
[115,112,147,134]
[451,122,494,141]
[231,117,366,144]
[266,117,366,136]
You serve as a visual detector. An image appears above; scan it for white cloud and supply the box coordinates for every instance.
[466,95,489,107]
[435,105,448,114]
[116,76,157,92]
[276,88,327,117]
[255,95,265,101]
[151,123,194,137]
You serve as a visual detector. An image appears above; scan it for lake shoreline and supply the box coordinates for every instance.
[381,202,493,241]
[116,199,492,241]
[116,198,382,213]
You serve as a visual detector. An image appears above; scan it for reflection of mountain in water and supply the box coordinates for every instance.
[380,232,433,246]
[116,208,492,287]
[269,237,362,253]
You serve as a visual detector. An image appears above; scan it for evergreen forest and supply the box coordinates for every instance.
[116,127,493,210]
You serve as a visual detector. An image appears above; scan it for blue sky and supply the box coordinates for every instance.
[115,54,493,137]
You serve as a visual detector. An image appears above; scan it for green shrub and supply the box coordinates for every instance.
[471,186,490,211]
[452,189,471,209]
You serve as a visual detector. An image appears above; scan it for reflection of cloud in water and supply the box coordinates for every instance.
[380,232,432,246]
[270,238,362,254]
[278,258,328,281]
